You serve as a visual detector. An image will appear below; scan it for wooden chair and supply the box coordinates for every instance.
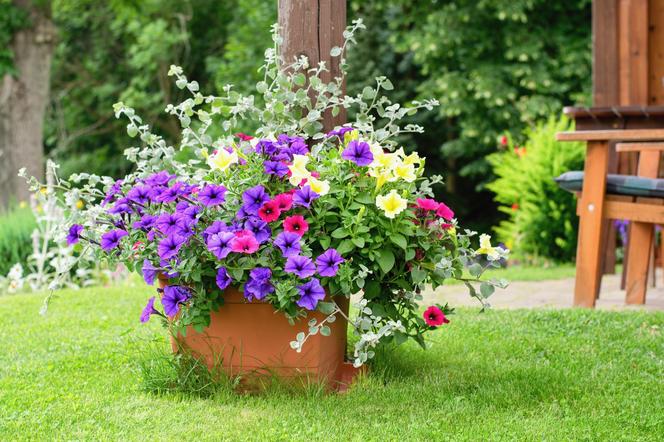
[556,129,664,307]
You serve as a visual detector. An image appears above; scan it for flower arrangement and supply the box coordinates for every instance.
[22,20,507,367]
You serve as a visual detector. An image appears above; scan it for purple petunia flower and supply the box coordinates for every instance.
[161,285,191,317]
[175,203,201,229]
[107,197,132,215]
[198,184,227,206]
[341,140,373,166]
[326,125,353,138]
[203,220,228,241]
[273,231,301,257]
[293,185,320,208]
[102,179,124,206]
[264,160,290,177]
[140,296,159,323]
[206,231,235,260]
[66,224,84,246]
[287,139,309,156]
[155,212,183,236]
[132,214,156,231]
[255,140,278,156]
[127,184,155,205]
[241,185,270,215]
[159,259,180,278]
[243,267,275,301]
[296,278,326,311]
[100,229,128,251]
[157,234,186,261]
[155,181,187,203]
[244,217,271,244]
[142,259,159,286]
[315,248,345,277]
[284,255,317,278]
[144,170,175,187]
[215,267,232,291]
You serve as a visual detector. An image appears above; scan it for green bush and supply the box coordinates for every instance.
[486,116,584,262]
[0,206,36,275]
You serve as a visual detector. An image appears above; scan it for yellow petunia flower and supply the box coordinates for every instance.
[75,200,84,210]
[477,233,501,260]
[308,176,330,196]
[288,154,312,186]
[207,148,238,172]
[376,189,407,219]
[394,162,416,182]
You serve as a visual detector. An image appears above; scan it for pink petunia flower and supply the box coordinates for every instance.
[423,306,449,327]
[283,215,309,236]
[230,231,259,254]
[236,133,254,141]
[436,202,455,221]
[416,198,439,212]
[274,193,293,212]
[258,200,281,223]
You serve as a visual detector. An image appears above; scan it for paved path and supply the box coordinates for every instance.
[423,271,664,311]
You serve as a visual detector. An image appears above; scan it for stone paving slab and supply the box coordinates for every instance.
[423,271,664,311]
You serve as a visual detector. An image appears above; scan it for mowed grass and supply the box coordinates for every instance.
[0,286,662,441]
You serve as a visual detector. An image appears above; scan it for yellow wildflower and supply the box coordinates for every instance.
[394,162,416,182]
[376,190,407,219]
[76,200,84,210]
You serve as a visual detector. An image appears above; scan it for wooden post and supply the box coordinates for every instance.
[278,0,347,132]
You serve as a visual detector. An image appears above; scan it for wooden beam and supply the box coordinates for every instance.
[278,0,347,132]
[593,0,620,105]
[557,129,664,141]
[618,0,649,104]
[615,142,664,152]
[649,0,664,104]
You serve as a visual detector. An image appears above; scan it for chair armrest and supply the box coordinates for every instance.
[615,142,664,153]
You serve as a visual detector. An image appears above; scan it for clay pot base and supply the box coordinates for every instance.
[160,278,363,393]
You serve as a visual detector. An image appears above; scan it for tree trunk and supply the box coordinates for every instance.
[278,0,346,132]
[0,0,56,209]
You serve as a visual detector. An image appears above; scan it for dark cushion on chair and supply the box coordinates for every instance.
[555,171,664,198]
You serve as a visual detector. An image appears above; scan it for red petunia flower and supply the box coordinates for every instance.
[416,198,439,212]
[236,133,254,141]
[436,202,455,221]
[258,200,281,223]
[230,231,259,254]
[500,135,508,146]
[423,306,449,327]
[283,215,309,237]
[274,193,293,212]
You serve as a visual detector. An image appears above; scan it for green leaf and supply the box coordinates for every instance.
[319,325,331,336]
[390,233,408,250]
[382,79,394,90]
[363,280,381,299]
[376,248,395,274]
[351,237,365,248]
[480,282,495,298]
[318,302,336,315]
[293,73,306,86]
[337,239,355,255]
[330,46,343,57]
[411,268,427,284]
[331,228,349,239]
[468,263,483,277]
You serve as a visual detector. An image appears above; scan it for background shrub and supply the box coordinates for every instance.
[487,116,584,262]
[0,206,36,276]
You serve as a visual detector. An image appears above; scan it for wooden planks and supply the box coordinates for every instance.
[615,141,664,152]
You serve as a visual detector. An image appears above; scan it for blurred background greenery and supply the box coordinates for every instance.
[1,0,592,271]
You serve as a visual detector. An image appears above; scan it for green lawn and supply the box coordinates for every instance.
[1,286,662,441]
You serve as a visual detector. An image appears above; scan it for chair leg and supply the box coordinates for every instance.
[625,222,652,305]
[574,208,606,308]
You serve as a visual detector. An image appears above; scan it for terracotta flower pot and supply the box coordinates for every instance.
[158,276,362,391]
